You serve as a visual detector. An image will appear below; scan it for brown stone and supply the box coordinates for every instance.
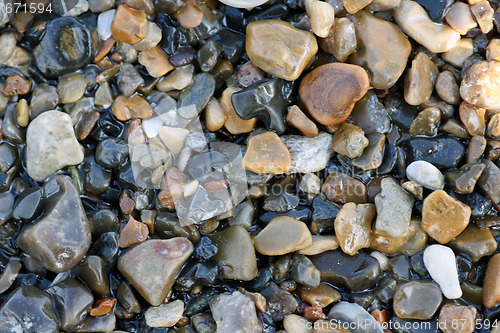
[467,135,487,164]
[487,39,500,61]
[286,105,318,138]
[304,306,327,322]
[94,37,116,63]
[436,70,461,105]
[349,10,411,90]
[450,224,496,262]
[446,2,477,34]
[112,95,154,121]
[487,113,500,139]
[157,167,185,210]
[111,4,148,45]
[138,46,174,78]
[469,0,494,33]
[322,172,367,204]
[486,140,500,160]
[459,102,486,136]
[299,63,370,126]
[460,61,500,109]
[441,119,471,139]
[174,0,203,29]
[331,122,368,158]
[238,61,265,88]
[371,309,391,326]
[90,298,117,317]
[119,191,135,215]
[409,107,441,137]
[246,20,318,81]
[242,132,291,174]
[352,133,385,171]
[404,52,439,106]
[438,304,477,333]
[205,98,226,132]
[298,283,341,308]
[76,111,99,141]
[118,217,149,248]
[335,203,376,255]
[483,253,500,308]
[319,17,356,62]
[2,74,31,96]
[221,87,257,135]
[343,0,372,14]
[253,216,312,255]
[422,190,471,244]
[370,219,428,256]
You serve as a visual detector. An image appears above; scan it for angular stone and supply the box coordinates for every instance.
[117,63,144,97]
[335,203,376,256]
[17,175,91,273]
[445,2,477,34]
[174,0,203,29]
[459,102,486,136]
[374,177,414,238]
[310,250,381,291]
[406,160,445,190]
[212,226,258,281]
[423,244,462,299]
[25,110,84,182]
[246,19,318,81]
[393,281,442,320]
[282,132,333,173]
[469,0,494,33]
[112,95,153,121]
[299,63,370,126]
[445,163,485,194]
[286,105,318,138]
[242,131,291,174]
[138,46,174,78]
[371,219,428,256]
[179,73,215,114]
[405,136,465,169]
[221,87,257,135]
[478,159,500,204]
[350,10,411,89]
[111,4,147,44]
[322,172,367,204]
[350,91,391,134]
[483,253,500,308]
[320,17,357,62]
[449,224,496,262]
[260,282,298,321]
[210,291,259,333]
[118,216,149,248]
[405,52,439,106]
[436,70,461,105]
[409,107,441,137]
[460,61,500,109]
[117,238,193,306]
[422,190,471,244]
[331,123,368,159]
[299,235,339,256]
[305,0,335,38]
[145,300,184,328]
[442,38,474,68]
[352,133,385,171]
[254,216,312,255]
[487,113,500,139]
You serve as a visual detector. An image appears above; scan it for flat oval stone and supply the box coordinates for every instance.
[242,131,292,174]
[299,63,370,126]
[483,253,500,308]
[145,300,184,328]
[405,52,439,106]
[422,190,471,244]
[246,20,318,81]
[33,17,98,78]
[449,224,496,262]
[405,136,466,169]
[460,61,500,109]
[310,250,381,291]
[393,280,442,320]
[253,216,312,255]
[117,238,193,306]
[17,175,91,273]
[406,161,445,190]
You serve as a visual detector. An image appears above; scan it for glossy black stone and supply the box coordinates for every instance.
[156,14,190,55]
[259,282,298,321]
[197,40,222,73]
[209,28,245,63]
[33,17,98,78]
[0,142,17,174]
[81,155,112,194]
[415,0,453,22]
[405,136,466,169]
[95,232,120,271]
[450,191,492,218]
[194,236,218,261]
[247,3,290,23]
[184,288,219,316]
[223,6,246,33]
[95,138,129,170]
[311,197,340,234]
[385,95,419,130]
[176,260,219,289]
[374,276,397,304]
[246,267,272,292]
[231,79,288,134]
[259,207,312,224]
[90,209,119,235]
[389,255,411,282]
[12,187,44,221]
[90,111,125,141]
[263,191,299,212]
[310,250,381,291]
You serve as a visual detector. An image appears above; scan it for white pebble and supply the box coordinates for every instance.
[406,160,444,190]
[97,10,115,41]
[142,116,163,138]
[423,244,462,299]
[370,251,389,271]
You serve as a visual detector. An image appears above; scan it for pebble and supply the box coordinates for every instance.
[483,253,500,308]
[158,126,189,155]
[90,297,116,317]
[89,0,114,12]
[25,111,84,182]
[374,177,415,238]
[284,314,312,333]
[97,10,115,40]
[298,235,339,256]
[210,291,260,333]
[335,203,376,256]
[445,163,485,194]
[0,286,59,332]
[145,300,184,328]
[282,132,334,173]
[12,187,43,221]
[231,78,287,134]
[16,99,29,128]
[291,253,321,287]
[305,0,335,38]
[310,250,381,291]
[406,161,445,190]
[460,61,500,109]
[212,226,258,281]
[112,95,153,121]
[46,278,94,332]
[33,17,98,78]
[298,283,341,308]
[487,39,500,61]
[246,20,317,81]
[393,281,442,320]
[449,224,496,262]
[57,73,87,104]
[286,105,319,138]
[331,123,369,159]
[0,32,16,64]
[17,175,91,272]
[405,52,439,106]
[299,63,369,126]
[322,172,367,204]
[394,0,460,53]
[134,21,162,51]
[117,63,144,97]
[435,71,461,105]
[442,38,474,68]
[238,61,265,87]
[242,131,291,174]
[179,73,215,115]
[111,4,147,44]
[350,10,411,89]
[221,87,257,135]
[95,138,129,169]
[350,91,392,135]
[405,136,466,169]
[467,135,487,164]
[327,302,384,333]
[478,159,500,204]
[29,84,59,119]
[438,304,477,333]
[118,238,193,306]
[138,46,174,78]
[320,17,356,62]
[445,2,477,34]
[118,216,149,248]
[487,113,500,139]
[422,190,471,244]
[423,244,462,299]
[254,216,312,255]
[352,133,386,171]
[260,282,298,321]
[469,0,494,33]
[2,74,31,96]
[157,65,194,93]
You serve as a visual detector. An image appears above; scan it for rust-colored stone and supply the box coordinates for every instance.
[94,37,116,63]
[90,297,117,317]
[112,95,154,121]
[484,253,500,308]
[2,74,31,96]
[286,105,318,138]
[174,0,203,29]
[118,216,149,248]
[111,4,147,45]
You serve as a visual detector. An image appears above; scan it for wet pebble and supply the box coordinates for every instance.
[483,253,500,308]
[242,131,291,175]
[335,203,376,256]
[145,300,184,328]
[423,244,462,299]
[405,136,465,169]
[438,304,476,333]
[393,280,442,320]
[210,291,260,333]
[282,132,333,173]
[406,161,445,190]
[286,105,319,138]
